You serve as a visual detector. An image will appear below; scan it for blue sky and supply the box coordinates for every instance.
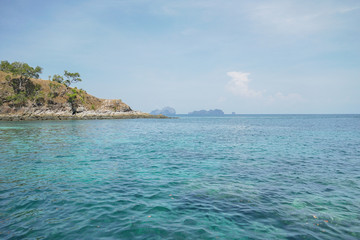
[1,0,359,113]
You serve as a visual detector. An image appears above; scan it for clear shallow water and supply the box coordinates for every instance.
[0,115,360,239]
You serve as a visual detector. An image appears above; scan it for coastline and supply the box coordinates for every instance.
[0,70,173,121]
[0,111,171,121]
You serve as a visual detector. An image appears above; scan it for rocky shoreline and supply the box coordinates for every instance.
[0,111,170,121]
[0,69,172,121]
[0,102,170,121]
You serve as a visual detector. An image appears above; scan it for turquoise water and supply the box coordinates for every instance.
[1,115,360,239]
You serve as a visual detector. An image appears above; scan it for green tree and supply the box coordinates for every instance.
[67,88,84,114]
[52,74,64,84]
[0,60,12,72]
[64,70,81,87]
[48,82,60,98]
[0,60,42,92]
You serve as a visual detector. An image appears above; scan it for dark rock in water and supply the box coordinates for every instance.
[188,109,224,116]
[150,106,176,116]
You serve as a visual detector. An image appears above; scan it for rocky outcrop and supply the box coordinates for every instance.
[0,71,168,121]
[0,98,168,121]
[188,109,224,116]
[150,106,176,116]
[0,110,167,121]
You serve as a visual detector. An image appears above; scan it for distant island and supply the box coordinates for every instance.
[0,60,167,121]
[150,107,176,116]
[188,109,224,116]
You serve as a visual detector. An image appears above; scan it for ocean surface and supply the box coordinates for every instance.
[0,115,359,239]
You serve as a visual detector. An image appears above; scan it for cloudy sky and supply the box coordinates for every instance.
[1,0,359,113]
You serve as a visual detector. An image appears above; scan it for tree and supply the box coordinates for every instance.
[0,61,42,92]
[48,82,60,98]
[0,60,12,72]
[63,70,81,87]
[67,88,84,114]
[52,74,64,83]
[9,61,42,79]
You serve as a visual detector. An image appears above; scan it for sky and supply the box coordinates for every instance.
[0,0,359,114]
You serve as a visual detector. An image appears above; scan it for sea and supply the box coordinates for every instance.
[0,115,359,239]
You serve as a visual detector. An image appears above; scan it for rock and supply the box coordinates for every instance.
[76,107,86,113]
[0,71,166,121]
[188,109,224,116]
[150,106,176,116]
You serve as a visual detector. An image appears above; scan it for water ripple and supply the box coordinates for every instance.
[1,116,360,239]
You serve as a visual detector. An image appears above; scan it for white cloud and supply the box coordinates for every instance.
[338,7,360,14]
[225,71,263,98]
[248,1,360,35]
[225,71,303,103]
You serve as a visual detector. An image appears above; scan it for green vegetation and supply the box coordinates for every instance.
[0,60,140,120]
[6,92,27,106]
[51,74,64,83]
[1,60,83,109]
[48,82,60,98]
[0,60,42,93]
[64,71,82,87]
[49,71,81,87]
[30,83,45,106]
[67,88,84,114]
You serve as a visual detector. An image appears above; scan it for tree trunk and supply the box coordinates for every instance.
[19,77,22,91]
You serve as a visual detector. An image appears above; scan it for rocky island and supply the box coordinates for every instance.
[188,109,224,116]
[0,61,167,121]
[150,106,176,116]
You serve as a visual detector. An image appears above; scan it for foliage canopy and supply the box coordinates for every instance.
[0,60,42,80]
[1,60,84,110]
[64,71,82,87]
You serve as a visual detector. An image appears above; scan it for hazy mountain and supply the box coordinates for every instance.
[188,109,224,116]
[150,106,176,116]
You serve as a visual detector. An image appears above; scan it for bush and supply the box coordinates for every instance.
[48,82,60,98]
[67,88,84,114]
[51,74,64,83]
[33,91,45,106]
[0,60,42,93]
[6,92,28,107]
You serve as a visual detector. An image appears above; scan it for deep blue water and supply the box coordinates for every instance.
[0,115,360,239]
